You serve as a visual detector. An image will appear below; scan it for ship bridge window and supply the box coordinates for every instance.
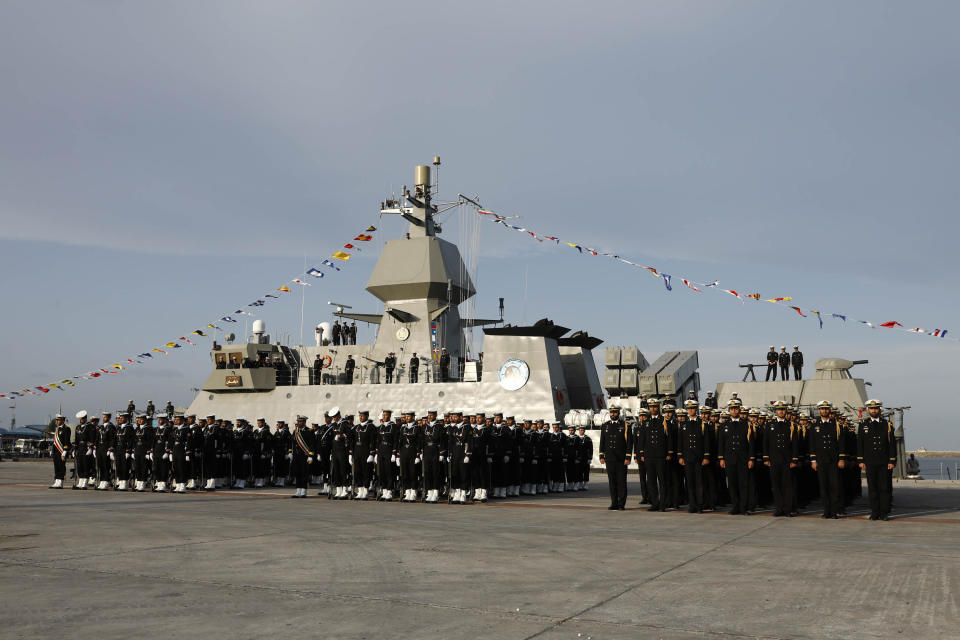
[215,353,227,369]
[228,352,243,368]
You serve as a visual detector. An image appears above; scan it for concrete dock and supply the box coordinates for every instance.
[1,461,958,639]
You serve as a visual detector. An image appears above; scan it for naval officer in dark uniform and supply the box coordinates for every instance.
[857,399,896,521]
[598,406,631,510]
[808,400,846,519]
[718,399,755,515]
[763,401,799,517]
[49,414,70,489]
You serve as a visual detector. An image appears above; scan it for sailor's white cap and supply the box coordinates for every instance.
[865,399,882,408]
[75,410,87,419]
[357,408,370,414]
[327,406,341,417]
[426,408,439,414]
[256,416,266,421]
[55,413,64,419]
[816,400,832,409]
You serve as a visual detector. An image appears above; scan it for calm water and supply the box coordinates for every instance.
[914,457,960,479]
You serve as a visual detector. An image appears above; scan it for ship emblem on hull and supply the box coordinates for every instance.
[498,359,530,391]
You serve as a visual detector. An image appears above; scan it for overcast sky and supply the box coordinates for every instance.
[1,2,957,447]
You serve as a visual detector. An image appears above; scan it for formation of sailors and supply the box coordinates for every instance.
[599,397,897,520]
[48,407,594,504]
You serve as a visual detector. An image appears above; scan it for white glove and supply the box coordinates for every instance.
[464,456,470,464]
[519,457,525,464]
[440,456,446,463]
[486,457,493,464]
[242,454,250,461]
[108,452,115,461]
[390,455,396,463]
[162,453,169,461]
[307,457,313,464]
[504,456,510,463]
[349,455,353,465]
[532,459,538,465]
[286,453,293,461]
[126,453,132,460]
[374,455,379,464]
[366,455,374,464]
[185,455,191,462]
[395,458,401,467]
[415,456,421,464]
[147,453,153,461]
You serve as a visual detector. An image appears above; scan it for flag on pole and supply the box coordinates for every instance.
[307,268,325,278]
[277,286,291,292]
[932,329,949,338]
[812,310,824,329]
[112,364,124,370]
[880,321,903,328]
[292,279,310,286]
[219,316,236,323]
[662,274,672,291]
[331,251,351,261]
[682,279,702,292]
[566,243,583,253]
[365,225,377,232]
[789,306,806,317]
[192,329,208,337]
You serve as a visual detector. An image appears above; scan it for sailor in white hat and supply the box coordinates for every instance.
[49,414,70,489]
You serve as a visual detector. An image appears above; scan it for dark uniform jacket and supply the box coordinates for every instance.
[639,417,672,460]
[678,418,710,461]
[791,351,804,367]
[763,420,799,465]
[857,418,896,466]
[717,418,755,464]
[808,419,844,463]
[778,352,790,368]
[354,421,377,458]
[598,419,632,461]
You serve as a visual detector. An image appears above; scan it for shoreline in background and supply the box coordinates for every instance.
[909,451,960,458]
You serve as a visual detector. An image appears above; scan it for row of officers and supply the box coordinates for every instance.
[48,408,594,503]
[598,397,897,520]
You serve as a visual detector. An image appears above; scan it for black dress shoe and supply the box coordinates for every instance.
[729,509,741,515]
[881,514,890,521]
[618,506,626,510]
[869,515,878,521]
[646,506,658,512]
[608,505,617,510]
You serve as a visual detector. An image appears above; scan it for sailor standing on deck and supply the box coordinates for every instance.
[448,410,472,504]
[764,401,799,517]
[376,409,398,500]
[858,399,896,521]
[71,411,90,489]
[133,413,155,492]
[598,406,631,510]
[95,412,117,491]
[809,401,845,519]
[718,399,755,515]
[352,409,376,500]
[49,414,70,489]
[422,409,446,503]
[290,416,315,498]
[678,400,710,513]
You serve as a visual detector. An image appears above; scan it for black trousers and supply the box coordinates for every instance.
[134,451,150,482]
[683,457,705,510]
[423,450,442,491]
[865,463,892,517]
[550,458,565,484]
[409,370,418,383]
[172,451,188,483]
[725,460,750,512]
[53,451,67,480]
[96,449,112,482]
[471,457,491,491]
[451,456,470,491]
[605,457,628,508]
[292,453,309,489]
[330,450,349,486]
[74,448,87,480]
[353,456,372,489]
[668,460,684,507]
[703,462,718,509]
[644,458,668,509]
[816,462,842,516]
[385,368,394,383]
[793,365,802,380]
[399,449,418,490]
[565,459,578,485]
[152,450,167,483]
[769,462,793,514]
[766,364,777,381]
[376,448,395,490]
[779,365,788,381]
[273,453,288,481]
[636,460,648,502]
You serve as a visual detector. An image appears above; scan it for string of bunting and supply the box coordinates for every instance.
[1,225,380,400]
[475,208,955,343]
